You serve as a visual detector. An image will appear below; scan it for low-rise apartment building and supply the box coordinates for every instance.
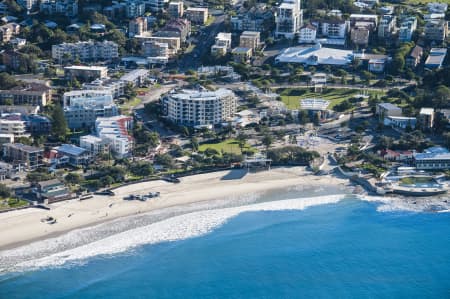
[64,66,108,82]
[185,7,208,24]
[168,2,184,18]
[52,41,119,63]
[95,115,134,158]
[40,0,78,17]
[0,83,51,107]
[129,17,148,37]
[3,143,43,170]
[63,92,119,129]
[239,31,260,50]
[424,19,448,42]
[211,32,232,56]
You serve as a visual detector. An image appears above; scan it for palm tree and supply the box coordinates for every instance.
[236,133,247,153]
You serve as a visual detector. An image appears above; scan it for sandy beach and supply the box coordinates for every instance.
[0,167,350,251]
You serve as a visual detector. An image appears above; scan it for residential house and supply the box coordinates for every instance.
[380,149,414,162]
[51,144,90,167]
[0,23,20,43]
[406,45,423,68]
[33,179,71,204]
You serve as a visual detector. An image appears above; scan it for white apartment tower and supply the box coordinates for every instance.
[275,0,303,39]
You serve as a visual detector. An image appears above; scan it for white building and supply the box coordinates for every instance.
[0,119,28,137]
[80,135,107,156]
[120,69,149,87]
[298,23,317,43]
[211,32,232,56]
[275,0,303,39]
[82,79,126,99]
[63,92,119,129]
[276,43,353,66]
[95,115,134,158]
[52,41,119,63]
[162,88,237,128]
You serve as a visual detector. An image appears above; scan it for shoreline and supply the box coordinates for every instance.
[0,167,350,252]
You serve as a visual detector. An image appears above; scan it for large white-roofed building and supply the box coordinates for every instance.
[275,43,353,66]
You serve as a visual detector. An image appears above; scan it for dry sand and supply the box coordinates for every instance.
[0,167,349,250]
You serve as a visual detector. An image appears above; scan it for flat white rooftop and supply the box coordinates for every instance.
[276,44,353,66]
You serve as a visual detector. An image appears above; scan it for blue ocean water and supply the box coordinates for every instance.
[1,199,450,299]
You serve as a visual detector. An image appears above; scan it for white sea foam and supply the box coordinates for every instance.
[1,194,345,272]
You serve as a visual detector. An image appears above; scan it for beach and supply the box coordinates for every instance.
[0,167,350,251]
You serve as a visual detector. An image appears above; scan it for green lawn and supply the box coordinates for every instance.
[205,16,216,26]
[278,88,385,110]
[0,198,29,211]
[120,97,142,114]
[199,139,256,155]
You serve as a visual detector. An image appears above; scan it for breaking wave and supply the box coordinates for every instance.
[0,194,345,273]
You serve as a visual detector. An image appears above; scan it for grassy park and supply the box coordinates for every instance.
[199,139,256,155]
[278,88,385,110]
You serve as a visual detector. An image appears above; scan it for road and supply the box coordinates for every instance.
[179,14,226,71]
[135,82,182,109]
